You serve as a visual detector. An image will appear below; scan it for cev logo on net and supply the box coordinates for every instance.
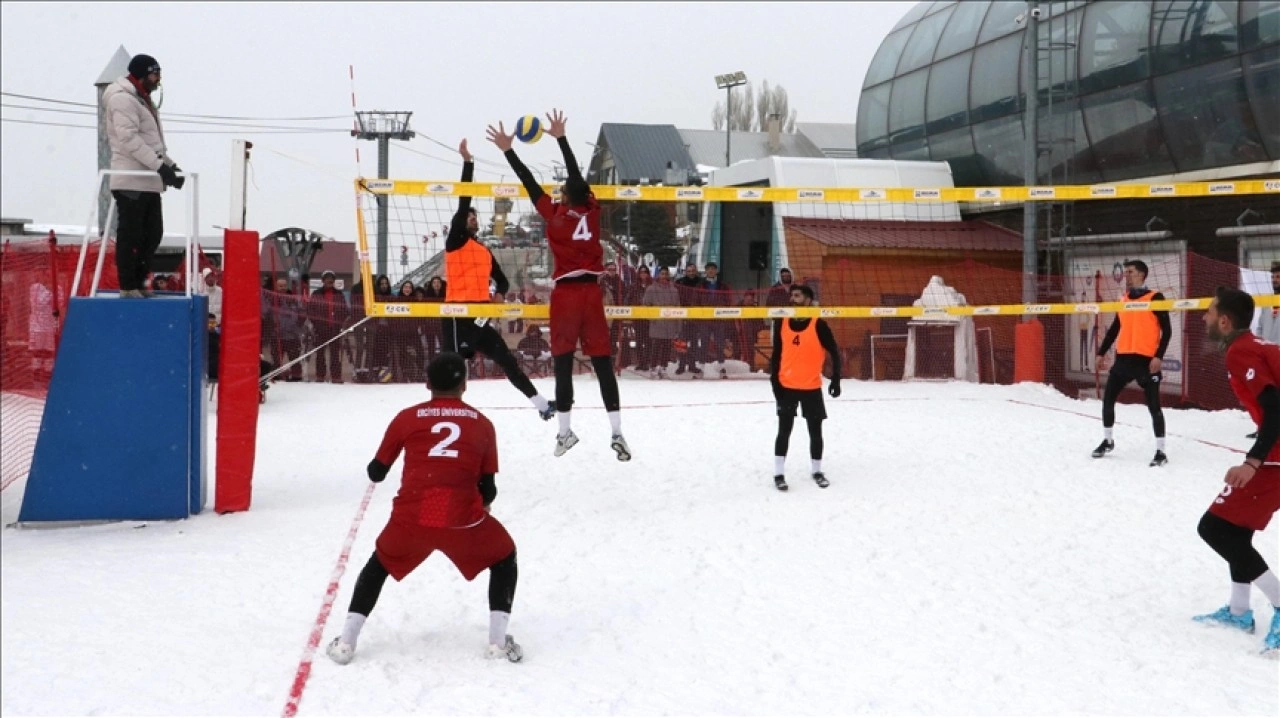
[382,304,410,315]
[605,307,633,317]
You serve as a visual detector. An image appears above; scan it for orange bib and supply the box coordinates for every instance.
[779,319,823,390]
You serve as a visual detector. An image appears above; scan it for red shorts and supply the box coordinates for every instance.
[1207,466,1280,531]
[375,512,515,582]
[550,280,611,357]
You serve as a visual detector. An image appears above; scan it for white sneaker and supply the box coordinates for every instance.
[611,434,632,462]
[326,636,355,665]
[554,430,579,457]
[485,634,523,663]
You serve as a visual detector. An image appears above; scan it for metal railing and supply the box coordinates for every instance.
[71,169,200,298]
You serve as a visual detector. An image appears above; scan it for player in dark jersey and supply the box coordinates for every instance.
[326,352,524,664]
[769,284,841,491]
[488,110,629,462]
[1195,287,1280,654]
[443,138,553,422]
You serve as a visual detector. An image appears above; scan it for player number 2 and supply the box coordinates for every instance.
[429,421,461,458]
[572,216,592,242]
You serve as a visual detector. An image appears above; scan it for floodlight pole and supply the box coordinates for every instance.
[354,111,416,276]
[715,71,748,168]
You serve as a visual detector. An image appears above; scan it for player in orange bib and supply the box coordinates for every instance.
[1092,259,1172,466]
[768,284,842,492]
[443,139,553,423]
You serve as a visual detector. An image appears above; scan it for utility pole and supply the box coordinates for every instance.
[353,111,415,276]
[94,46,132,233]
[1021,2,1040,306]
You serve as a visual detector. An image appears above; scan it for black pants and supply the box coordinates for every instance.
[313,328,344,383]
[112,190,164,291]
[1102,354,1165,437]
[445,318,538,399]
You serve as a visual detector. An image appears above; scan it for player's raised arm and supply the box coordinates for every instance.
[487,121,546,205]
[545,108,587,189]
[446,139,476,252]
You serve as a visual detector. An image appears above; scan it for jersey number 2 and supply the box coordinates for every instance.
[572,216,592,242]
[429,422,461,458]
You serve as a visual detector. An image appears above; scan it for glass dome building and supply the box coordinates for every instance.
[856,1,1279,187]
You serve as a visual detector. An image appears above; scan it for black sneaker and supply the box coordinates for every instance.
[1150,450,1168,467]
[1091,439,1114,458]
[812,472,830,488]
[773,475,789,492]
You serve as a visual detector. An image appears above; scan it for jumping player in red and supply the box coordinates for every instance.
[1196,287,1280,655]
[487,109,630,461]
[326,352,523,664]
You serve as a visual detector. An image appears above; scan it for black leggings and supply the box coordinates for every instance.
[1198,511,1269,584]
[553,354,620,413]
[447,319,538,399]
[347,549,519,617]
[1102,356,1165,437]
[775,414,824,459]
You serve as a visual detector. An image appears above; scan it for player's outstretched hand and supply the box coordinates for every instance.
[545,108,567,139]
[459,138,472,162]
[486,122,514,152]
[827,378,841,398]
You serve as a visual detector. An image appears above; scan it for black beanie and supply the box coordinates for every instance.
[427,352,468,392]
[128,54,161,78]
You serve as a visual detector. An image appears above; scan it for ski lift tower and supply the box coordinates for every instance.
[353,110,415,276]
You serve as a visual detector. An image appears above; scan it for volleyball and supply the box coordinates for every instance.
[514,115,543,144]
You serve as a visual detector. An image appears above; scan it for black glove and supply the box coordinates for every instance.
[828,378,842,398]
[366,458,390,483]
[158,163,186,189]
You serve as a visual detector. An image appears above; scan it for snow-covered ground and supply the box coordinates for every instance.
[2,375,1277,716]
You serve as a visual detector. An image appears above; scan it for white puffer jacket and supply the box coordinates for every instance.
[102,76,173,193]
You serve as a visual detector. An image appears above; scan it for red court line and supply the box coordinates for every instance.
[1003,398,1246,454]
[282,482,377,717]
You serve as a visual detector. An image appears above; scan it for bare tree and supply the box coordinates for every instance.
[713,80,799,132]
[756,81,797,132]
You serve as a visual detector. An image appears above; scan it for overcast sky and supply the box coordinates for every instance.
[1,1,915,240]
